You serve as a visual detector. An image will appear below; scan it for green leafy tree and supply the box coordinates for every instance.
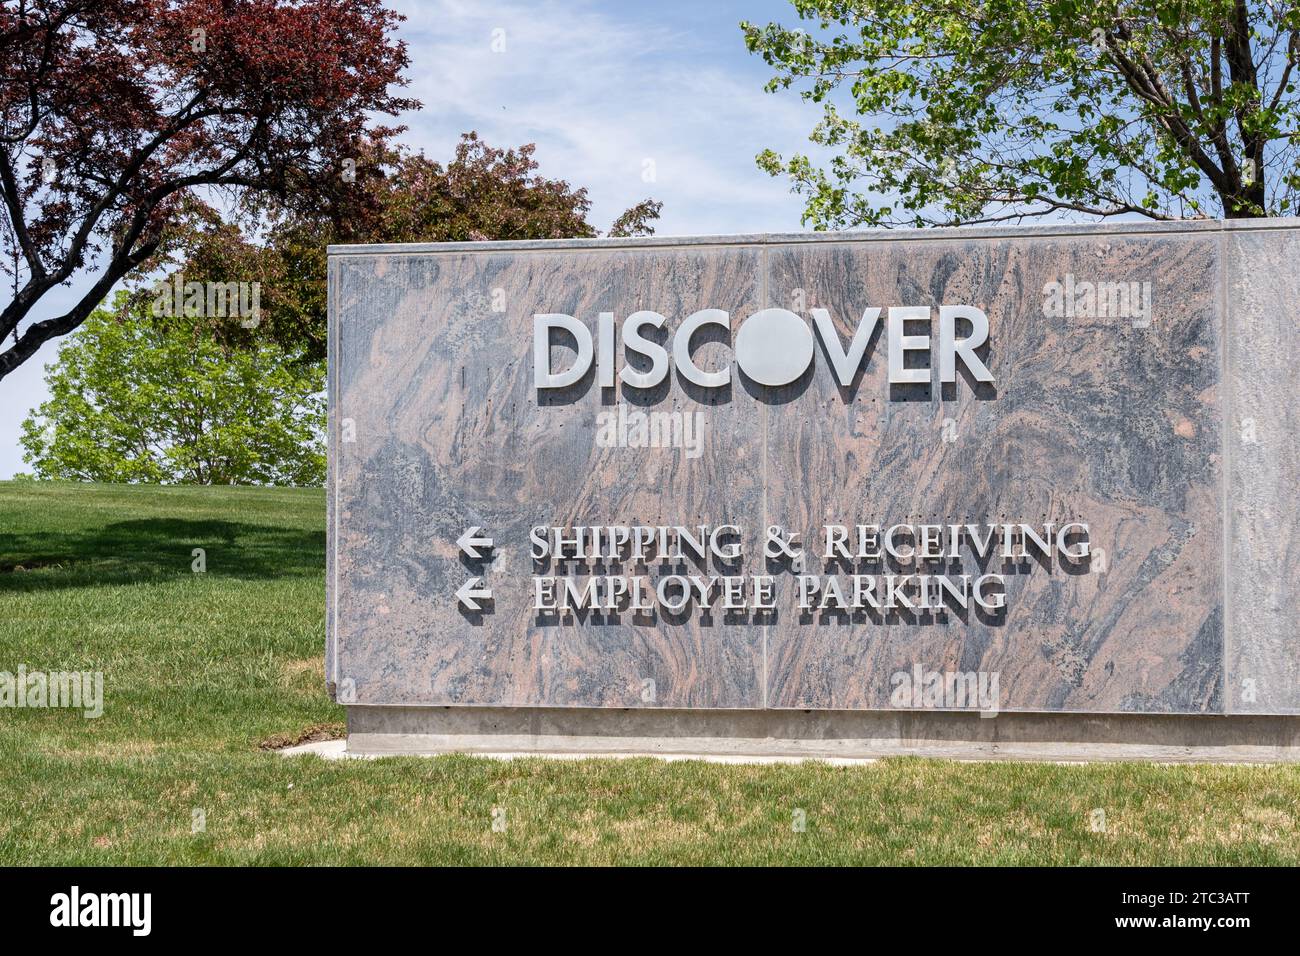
[151,134,663,361]
[20,296,324,486]
[0,0,416,380]
[744,1,1300,226]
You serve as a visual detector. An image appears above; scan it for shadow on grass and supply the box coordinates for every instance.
[0,518,325,592]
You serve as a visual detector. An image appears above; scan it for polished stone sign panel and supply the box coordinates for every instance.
[327,221,1298,718]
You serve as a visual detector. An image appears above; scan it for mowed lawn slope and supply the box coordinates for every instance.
[0,481,1297,865]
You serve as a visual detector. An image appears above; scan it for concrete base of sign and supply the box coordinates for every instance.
[343,706,1300,764]
[279,738,886,765]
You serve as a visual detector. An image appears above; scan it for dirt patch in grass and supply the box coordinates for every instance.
[258,723,345,751]
[279,658,321,686]
[0,557,68,572]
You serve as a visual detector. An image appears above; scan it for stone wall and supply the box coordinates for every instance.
[326,220,1298,720]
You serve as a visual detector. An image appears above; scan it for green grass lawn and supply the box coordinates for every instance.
[1,481,1297,865]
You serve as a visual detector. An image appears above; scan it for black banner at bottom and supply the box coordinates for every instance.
[0,866,1282,941]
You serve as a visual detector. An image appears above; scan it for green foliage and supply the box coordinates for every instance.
[608,198,667,237]
[154,134,662,361]
[20,297,324,486]
[744,1,1300,226]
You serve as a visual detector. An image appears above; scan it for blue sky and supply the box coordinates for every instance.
[0,0,820,479]
[387,0,814,234]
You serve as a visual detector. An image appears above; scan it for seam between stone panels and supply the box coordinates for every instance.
[328,264,335,686]
[1218,228,1233,715]
[760,245,770,711]
[329,259,341,688]
[330,254,335,686]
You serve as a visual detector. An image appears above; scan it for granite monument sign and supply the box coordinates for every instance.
[326,220,1298,759]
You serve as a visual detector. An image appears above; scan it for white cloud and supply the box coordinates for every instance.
[387,0,815,235]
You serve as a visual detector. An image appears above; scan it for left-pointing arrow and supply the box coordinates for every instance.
[456,526,494,560]
[456,577,492,611]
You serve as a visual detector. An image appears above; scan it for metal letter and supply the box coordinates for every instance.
[938,305,994,384]
[887,306,931,384]
[533,313,593,389]
[620,311,670,388]
[673,309,731,388]
[811,307,882,385]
